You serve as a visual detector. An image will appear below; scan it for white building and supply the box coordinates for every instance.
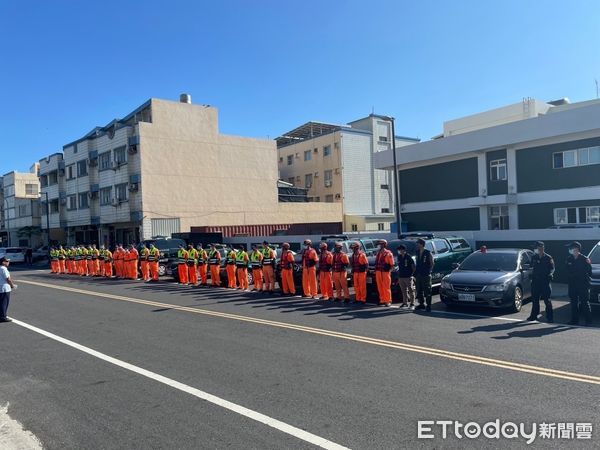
[0,170,42,247]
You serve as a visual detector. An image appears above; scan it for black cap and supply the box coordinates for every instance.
[416,238,426,246]
[397,244,406,250]
[535,241,545,248]
[567,241,582,250]
[0,257,10,264]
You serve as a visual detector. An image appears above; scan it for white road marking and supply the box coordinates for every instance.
[0,403,43,450]
[11,319,349,450]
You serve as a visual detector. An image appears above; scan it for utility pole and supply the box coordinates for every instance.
[380,116,402,238]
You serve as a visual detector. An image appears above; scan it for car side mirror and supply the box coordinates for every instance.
[451,262,460,269]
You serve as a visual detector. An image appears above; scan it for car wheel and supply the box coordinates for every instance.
[247,271,254,286]
[510,286,523,313]
[158,264,166,277]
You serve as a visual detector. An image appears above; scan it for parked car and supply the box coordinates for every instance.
[439,248,534,312]
[366,234,472,300]
[588,241,600,307]
[140,237,186,277]
[168,246,254,286]
[0,247,26,263]
[32,245,50,261]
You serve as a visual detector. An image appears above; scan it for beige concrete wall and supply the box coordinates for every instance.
[139,99,339,234]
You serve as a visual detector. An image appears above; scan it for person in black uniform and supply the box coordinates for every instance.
[566,241,593,326]
[527,241,555,323]
[396,244,416,308]
[414,238,434,312]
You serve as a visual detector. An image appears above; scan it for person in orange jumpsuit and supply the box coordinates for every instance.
[235,246,250,290]
[66,247,75,274]
[350,242,369,304]
[103,246,113,278]
[113,244,123,278]
[249,244,264,291]
[280,242,296,295]
[177,245,189,284]
[207,244,221,287]
[49,248,58,273]
[127,244,139,280]
[374,239,395,306]
[86,245,95,276]
[187,244,199,285]
[225,248,237,288]
[318,242,334,301]
[332,242,350,302]
[98,245,106,277]
[92,244,101,276]
[58,246,67,274]
[261,241,277,294]
[301,239,319,299]
[148,243,160,282]
[196,244,208,286]
[139,243,151,282]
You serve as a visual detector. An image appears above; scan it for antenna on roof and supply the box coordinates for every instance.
[596,79,599,99]
[371,106,374,114]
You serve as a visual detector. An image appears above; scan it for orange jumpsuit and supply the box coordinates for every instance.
[249,250,264,291]
[236,251,250,290]
[319,250,334,300]
[332,251,350,301]
[50,251,59,273]
[148,247,160,281]
[187,248,199,285]
[208,248,221,286]
[177,248,189,284]
[375,248,395,305]
[114,248,123,278]
[197,248,208,285]
[92,248,100,276]
[140,247,151,281]
[226,250,237,288]
[280,249,296,295]
[86,248,95,276]
[58,249,67,274]
[128,248,139,280]
[261,247,277,292]
[351,250,369,303]
[104,250,113,277]
[302,247,319,298]
[98,250,105,277]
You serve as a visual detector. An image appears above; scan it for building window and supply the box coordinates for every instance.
[40,175,48,187]
[77,160,88,177]
[488,205,509,230]
[287,177,295,185]
[79,192,89,209]
[114,146,127,165]
[115,183,128,201]
[67,195,77,210]
[48,171,58,185]
[305,173,313,188]
[554,206,600,224]
[323,145,332,157]
[324,170,332,187]
[378,223,385,231]
[553,147,600,169]
[489,159,507,181]
[18,204,28,217]
[25,184,37,195]
[50,200,59,213]
[66,165,75,180]
[378,136,388,142]
[278,157,283,163]
[287,155,293,165]
[99,152,111,170]
[380,184,389,190]
[314,196,320,202]
[304,150,312,161]
[381,208,390,213]
[351,224,358,231]
[325,194,334,203]
[100,187,112,205]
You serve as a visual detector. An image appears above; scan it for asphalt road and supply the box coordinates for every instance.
[1,269,599,449]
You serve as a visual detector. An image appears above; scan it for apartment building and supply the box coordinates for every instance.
[277,114,419,232]
[39,95,342,245]
[373,98,600,231]
[0,170,42,247]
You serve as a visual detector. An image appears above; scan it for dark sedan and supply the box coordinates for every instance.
[439,248,534,312]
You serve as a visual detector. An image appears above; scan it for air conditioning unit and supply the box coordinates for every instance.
[314,172,319,177]
[324,180,332,187]
[128,145,138,155]
[334,168,340,174]
[128,183,139,192]
[335,193,341,199]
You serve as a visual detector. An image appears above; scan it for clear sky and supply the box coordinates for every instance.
[1,0,599,173]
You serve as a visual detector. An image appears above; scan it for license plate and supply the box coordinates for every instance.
[458,293,476,302]
[366,277,373,284]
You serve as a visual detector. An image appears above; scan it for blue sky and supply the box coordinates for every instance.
[1,0,599,173]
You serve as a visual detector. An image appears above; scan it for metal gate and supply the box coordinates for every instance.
[151,218,181,238]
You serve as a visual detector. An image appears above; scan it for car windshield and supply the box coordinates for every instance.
[459,252,518,272]
[589,245,600,264]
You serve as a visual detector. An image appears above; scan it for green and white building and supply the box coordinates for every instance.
[374,97,600,231]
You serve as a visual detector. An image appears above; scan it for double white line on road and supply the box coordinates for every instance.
[19,279,600,386]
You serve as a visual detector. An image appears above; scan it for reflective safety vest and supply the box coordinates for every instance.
[208,249,220,265]
[235,251,248,268]
[187,249,198,265]
[98,249,105,261]
[103,250,113,262]
[58,249,66,260]
[280,250,294,270]
[140,248,150,261]
[85,249,92,260]
[319,251,333,272]
[351,251,368,273]
[375,249,394,272]
[262,247,275,266]
[147,247,160,262]
[50,250,58,260]
[177,249,188,264]
[332,252,349,272]
[226,251,237,265]
[197,249,207,265]
[250,251,262,269]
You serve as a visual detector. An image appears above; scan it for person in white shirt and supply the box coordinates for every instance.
[0,257,16,323]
